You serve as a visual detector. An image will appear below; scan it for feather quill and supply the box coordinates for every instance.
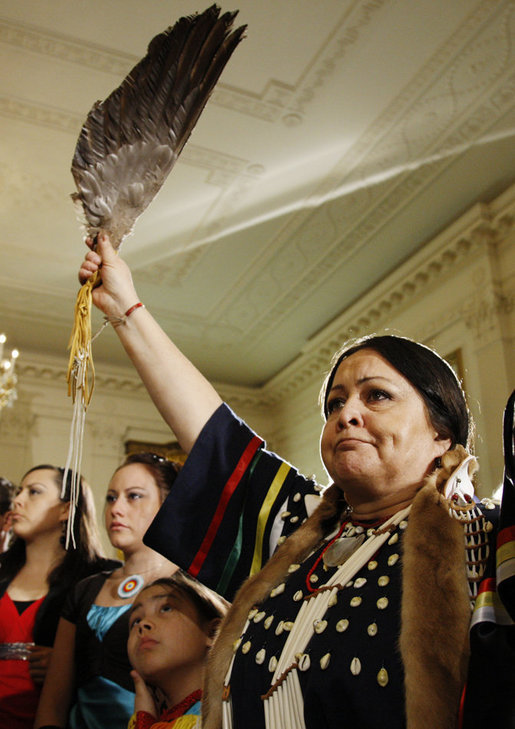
[71,4,246,248]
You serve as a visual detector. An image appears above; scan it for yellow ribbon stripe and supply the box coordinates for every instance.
[474,590,496,610]
[250,462,290,576]
[497,539,515,566]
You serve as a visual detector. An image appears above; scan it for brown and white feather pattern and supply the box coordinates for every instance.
[71,4,246,249]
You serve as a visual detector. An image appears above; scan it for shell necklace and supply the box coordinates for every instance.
[221,505,411,729]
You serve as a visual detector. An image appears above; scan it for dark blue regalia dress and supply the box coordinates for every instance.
[145,403,512,729]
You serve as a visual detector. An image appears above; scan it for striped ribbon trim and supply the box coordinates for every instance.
[497,525,515,585]
[189,435,262,578]
[250,461,291,577]
[470,577,514,629]
[216,452,263,595]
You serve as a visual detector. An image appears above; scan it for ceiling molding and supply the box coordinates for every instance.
[0,17,135,75]
[0,94,82,133]
[134,0,515,350]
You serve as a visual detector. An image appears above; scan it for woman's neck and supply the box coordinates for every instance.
[25,532,65,572]
[119,545,176,579]
[345,493,415,522]
[9,533,64,599]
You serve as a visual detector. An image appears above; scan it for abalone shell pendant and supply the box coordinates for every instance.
[323,534,365,567]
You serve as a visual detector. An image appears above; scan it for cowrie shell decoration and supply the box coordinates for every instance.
[313,619,327,634]
[320,653,331,670]
[377,667,389,686]
[298,653,311,671]
[350,657,361,675]
[270,583,285,597]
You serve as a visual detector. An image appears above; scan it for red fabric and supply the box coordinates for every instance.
[162,689,202,721]
[497,524,515,547]
[133,690,203,728]
[0,591,45,729]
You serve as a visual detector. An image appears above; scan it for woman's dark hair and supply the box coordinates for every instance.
[0,464,105,588]
[115,452,181,503]
[0,477,14,516]
[132,570,229,627]
[320,334,471,449]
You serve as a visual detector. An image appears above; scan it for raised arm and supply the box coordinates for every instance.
[78,233,222,453]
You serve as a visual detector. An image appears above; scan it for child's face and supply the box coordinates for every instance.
[127,584,212,686]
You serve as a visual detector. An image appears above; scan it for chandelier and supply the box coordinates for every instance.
[0,334,19,412]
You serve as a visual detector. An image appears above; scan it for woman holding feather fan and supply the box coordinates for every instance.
[62,2,514,727]
[74,232,514,729]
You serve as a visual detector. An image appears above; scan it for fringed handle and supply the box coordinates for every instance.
[67,271,99,406]
[63,270,100,549]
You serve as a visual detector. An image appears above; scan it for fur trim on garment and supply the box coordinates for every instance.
[203,448,472,729]
[400,446,471,729]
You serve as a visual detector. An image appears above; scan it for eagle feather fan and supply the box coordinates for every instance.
[71,4,245,248]
[64,5,245,548]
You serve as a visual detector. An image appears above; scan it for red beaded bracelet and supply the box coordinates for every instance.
[125,302,145,318]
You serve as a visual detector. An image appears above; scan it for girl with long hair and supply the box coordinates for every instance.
[0,465,113,729]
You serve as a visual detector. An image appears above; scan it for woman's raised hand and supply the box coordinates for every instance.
[78,231,222,454]
[78,232,139,320]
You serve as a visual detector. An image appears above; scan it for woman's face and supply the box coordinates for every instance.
[127,584,212,686]
[320,349,451,506]
[11,469,68,542]
[105,463,162,554]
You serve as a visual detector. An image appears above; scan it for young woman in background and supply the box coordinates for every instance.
[35,453,180,729]
[0,465,112,729]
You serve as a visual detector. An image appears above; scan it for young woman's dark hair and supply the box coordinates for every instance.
[115,452,181,502]
[0,477,14,515]
[0,464,104,589]
[321,334,472,450]
[132,570,228,627]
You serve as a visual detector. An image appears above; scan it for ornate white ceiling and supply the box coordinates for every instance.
[0,0,514,387]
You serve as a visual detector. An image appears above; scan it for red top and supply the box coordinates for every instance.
[0,591,45,729]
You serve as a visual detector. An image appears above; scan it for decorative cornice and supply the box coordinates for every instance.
[17,357,147,396]
[0,18,135,75]
[0,94,83,133]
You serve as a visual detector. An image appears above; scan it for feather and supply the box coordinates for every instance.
[71,4,246,249]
